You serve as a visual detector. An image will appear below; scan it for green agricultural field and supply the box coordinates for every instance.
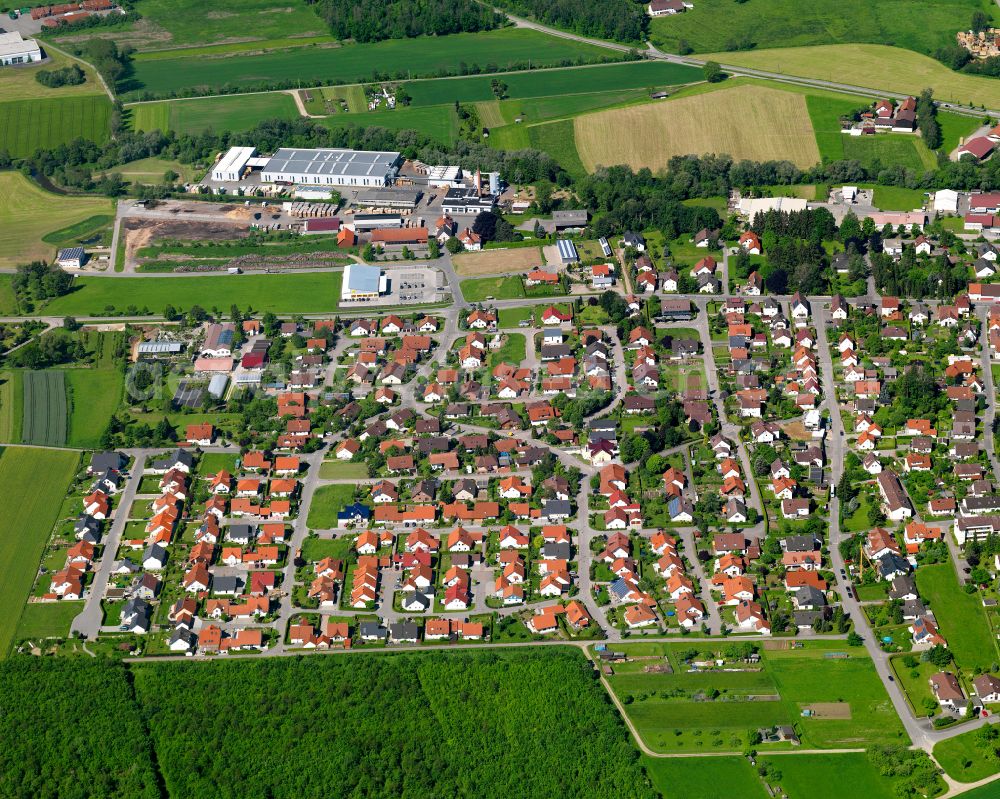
[461,276,525,302]
[650,0,995,56]
[404,60,701,106]
[0,96,113,158]
[805,94,867,163]
[55,0,327,51]
[916,563,999,670]
[713,44,1000,110]
[321,104,459,143]
[0,276,17,315]
[65,368,124,449]
[643,756,769,799]
[40,271,344,316]
[0,172,115,269]
[124,29,611,99]
[0,371,23,444]
[307,484,361,528]
[130,92,299,134]
[934,728,1000,783]
[14,601,83,641]
[0,446,80,656]
[21,370,67,448]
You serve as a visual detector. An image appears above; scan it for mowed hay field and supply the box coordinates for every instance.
[0,173,115,268]
[453,247,544,276]
[575,85,821,172]
[713,44,1000,109]
[0,446,80,656]
[0,96,113,157]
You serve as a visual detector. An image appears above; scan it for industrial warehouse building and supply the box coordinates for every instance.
[0,32,42,64]
[341,264,386,302]
[262,148,402,188]
[211,147,256,182]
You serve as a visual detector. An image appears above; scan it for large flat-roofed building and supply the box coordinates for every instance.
[262,148,402,188]
[442,187,496,215]
[342,264,386,301]
[211,146,256,182]
[0,32,42,65]
[355,188,423,209]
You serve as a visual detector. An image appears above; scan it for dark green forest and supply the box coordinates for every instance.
[491,0,648,43]
[0,649,656,799]
[0,659,160,799]
[309,0,503,42]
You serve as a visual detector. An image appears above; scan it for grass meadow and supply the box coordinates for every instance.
[0,371,23,443]
[934,728,1000,783]
[0,173,115,268]
[65,368,124,449]
[0,96,113,157]
[0,276,17,315]
[0,446,80,656]
[123,29,609,99]
[14,601,84,642]
[649,0,995,56]
[643,756,769,799]
[758,753,903,799]
[130,92,299,134]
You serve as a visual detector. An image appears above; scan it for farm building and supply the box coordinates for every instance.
[137,341,183,356]
[354,214,402,231]
[261,148,402,188]
[934,189,959,214]
[0,32,42,65]
[211,147,256,182]
[557,239,579,264]
[341,264,386,301]
[208,374,229,399]
[56,247,85,268]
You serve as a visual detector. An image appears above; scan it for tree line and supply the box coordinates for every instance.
[491,0,648,43]
[308,0,503,43]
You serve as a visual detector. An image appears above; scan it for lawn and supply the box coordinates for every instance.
[758,753,900,799]
[0,276,16,315]
[319,104,459,143]
[712,44,1000,110]
[123,29,610,99]
[0,371,22,444]
[41,214,115,247]
[0,95,113,157]
[40,271,344,316]
[498,306,534,328]
[916,562,998,670]
[935,729,1000,783]
[130,92,300,135]
[841,135,936,172]
[0,46,106,101]
[21,370,67,448]
[0,447,80,656]
[0,172,115,269]
[575,85,821,172]
[65,368,124,448]
[939,110,982,152]
[643,756,769,799]
[461,276,525,302]
[870,184,927,211]
[488,332,527,368]
[650,0,996,56]
[14,601,83,641]
[306,484,361,529]
[318,460,368,480]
